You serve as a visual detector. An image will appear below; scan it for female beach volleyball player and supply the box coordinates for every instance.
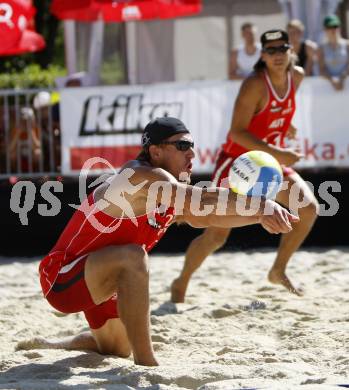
[171,29,319,302]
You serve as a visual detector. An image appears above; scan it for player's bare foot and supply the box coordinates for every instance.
[135,358,159,366]
[170,278,187,303]
[268,268,304,296]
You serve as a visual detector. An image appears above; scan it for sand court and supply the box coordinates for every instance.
[0,248,348,389]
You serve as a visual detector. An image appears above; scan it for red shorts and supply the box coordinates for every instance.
[46,256,119,329]
[212,150,295,188]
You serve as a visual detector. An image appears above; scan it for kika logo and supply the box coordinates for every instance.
[79,93,183,136]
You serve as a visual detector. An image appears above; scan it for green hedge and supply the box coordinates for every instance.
[0,64,66,89]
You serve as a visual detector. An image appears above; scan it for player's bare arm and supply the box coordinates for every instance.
[178,199,298,234]
[293,65,305,90]
[99,160,296,234]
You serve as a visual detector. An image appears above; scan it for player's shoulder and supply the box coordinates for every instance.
[291,65,305,85]
[120,160,177,184]
[240,72,265,95]
[292,65,305,78]
[99,161,177,203]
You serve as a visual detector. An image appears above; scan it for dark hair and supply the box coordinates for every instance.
[253,58,266,71]
[136,147,151,162]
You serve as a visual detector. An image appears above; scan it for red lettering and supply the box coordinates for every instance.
[304,139,319,160]
[196,148,220,165]
[322,143,335,160]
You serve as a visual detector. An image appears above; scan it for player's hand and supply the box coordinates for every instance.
[275,149,303,166]
[260,200,300,234]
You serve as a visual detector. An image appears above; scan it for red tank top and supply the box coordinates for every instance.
[222,70,296,159]
[39,190,175,296]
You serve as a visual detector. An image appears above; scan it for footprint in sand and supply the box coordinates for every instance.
[301,377,327,385]
[210,307,241,318]
[151,334,167,343]
[215,346,235,356]
[23,351,43,359]
[210,309,235,318]
[298,315,317,322]
[239,300,267,311]
[257,286,274,292]
[282,308,310,316]
[151,302,178,316]
[315,260,329,267]
[256,294,273,299]
[15,337,49,351]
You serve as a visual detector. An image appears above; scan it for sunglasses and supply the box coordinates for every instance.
[160,140,194,151]
[262,44,290,55]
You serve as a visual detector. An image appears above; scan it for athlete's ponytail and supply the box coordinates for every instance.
[253,57,266,72]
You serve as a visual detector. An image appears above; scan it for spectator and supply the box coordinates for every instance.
[318,14,349,90]
[229,22,261,80]
[9,107,42,173]
[33,91,61,172]
[278,0,343,43]
[32,76,83,172]
[287,19,318,75]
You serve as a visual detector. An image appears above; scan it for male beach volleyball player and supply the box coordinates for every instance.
[32,117,298,366]
[171,29,319,302]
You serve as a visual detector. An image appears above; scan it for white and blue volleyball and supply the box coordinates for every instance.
[229,151,283,200]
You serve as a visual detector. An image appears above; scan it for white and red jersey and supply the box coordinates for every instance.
[39,190,175,296]
[222,70,296,159]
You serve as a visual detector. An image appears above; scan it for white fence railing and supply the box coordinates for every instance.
[2,77,349,178]
[0,89,60,178]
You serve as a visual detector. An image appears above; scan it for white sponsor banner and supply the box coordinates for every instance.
[61,78,349,175]
[292,78,349,168]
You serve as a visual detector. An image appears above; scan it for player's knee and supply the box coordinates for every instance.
[123,244,149,275]
[204,229,229,250]
[300,199,319,221]
[116,347,132,358]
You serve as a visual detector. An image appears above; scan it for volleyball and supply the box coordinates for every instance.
[229,151,283,200]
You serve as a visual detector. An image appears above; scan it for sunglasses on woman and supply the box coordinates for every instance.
[160,140,194,151]
[262,44,291,55]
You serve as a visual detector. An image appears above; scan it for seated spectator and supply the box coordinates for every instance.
[287,19,318,75]
[33,91,61,172]
[229,22,261,80]
[9,107,42,173]
[32,75,83,173]
[318,14,349,90]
